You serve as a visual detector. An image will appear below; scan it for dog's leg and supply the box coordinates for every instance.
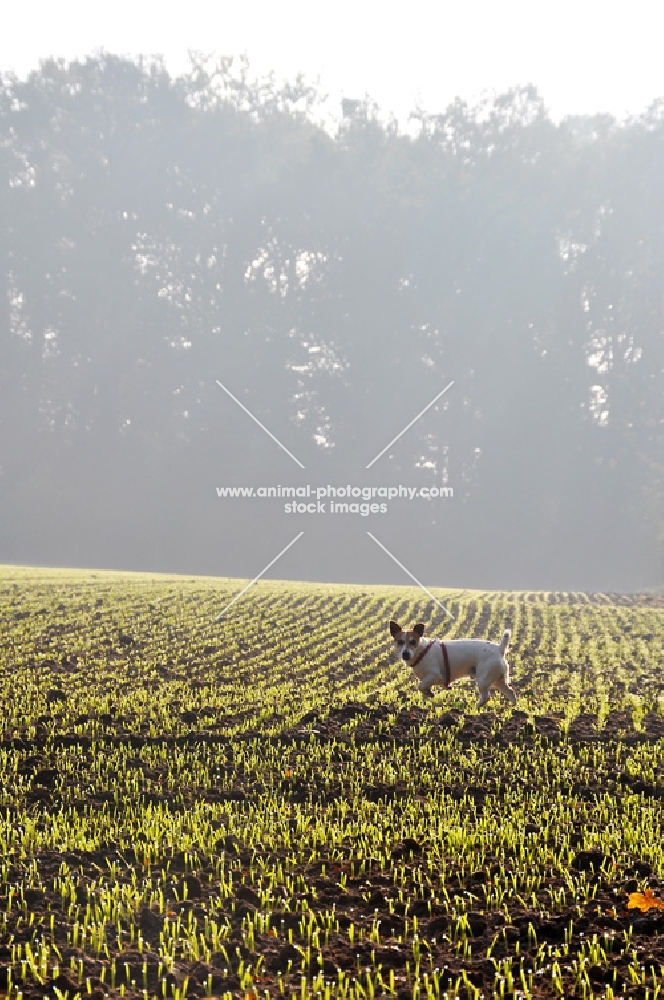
[493,678,517,704]
[476,688,491,709]
[418,680,434,699]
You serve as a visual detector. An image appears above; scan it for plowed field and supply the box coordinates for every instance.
[1,566,664,999]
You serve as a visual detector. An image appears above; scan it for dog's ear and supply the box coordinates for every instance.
[413,623,425,637]
[389,620,402,637]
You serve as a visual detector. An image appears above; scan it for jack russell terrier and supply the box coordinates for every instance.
[389,620,517,707]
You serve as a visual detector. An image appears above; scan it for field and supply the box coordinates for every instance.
[1,567,664,1000]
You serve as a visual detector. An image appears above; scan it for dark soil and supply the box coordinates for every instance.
[2,576,663,999]
[4,706,664,999]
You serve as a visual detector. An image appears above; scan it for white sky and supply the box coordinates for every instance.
[2,0,664,124]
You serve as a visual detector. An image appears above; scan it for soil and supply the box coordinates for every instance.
[3,706,664,999]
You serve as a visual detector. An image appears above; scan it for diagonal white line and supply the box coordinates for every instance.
[365,380,454,469]
[366,531,455,620]
[216,379,305,468]
[215,532,304,620]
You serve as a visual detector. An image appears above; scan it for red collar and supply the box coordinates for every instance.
[440,640,451,688]
[410,639,450,688]
[411,639,435,669]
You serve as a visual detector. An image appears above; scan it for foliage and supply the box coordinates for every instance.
[0,58,662,586]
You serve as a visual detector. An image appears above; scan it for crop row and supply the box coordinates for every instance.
[0,566,663,999]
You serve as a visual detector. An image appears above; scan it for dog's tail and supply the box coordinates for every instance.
[499,628,511,654]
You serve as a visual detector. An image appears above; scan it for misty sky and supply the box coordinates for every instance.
[3,0,664,124]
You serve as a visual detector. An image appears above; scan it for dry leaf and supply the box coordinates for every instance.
[627,889,664,912]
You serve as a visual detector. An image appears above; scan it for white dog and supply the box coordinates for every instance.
[389,620,517,707]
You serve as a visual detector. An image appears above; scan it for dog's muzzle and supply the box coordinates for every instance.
[402,650,411,661]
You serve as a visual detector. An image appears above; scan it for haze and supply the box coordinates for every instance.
[1,2,663,592]
[3,0,664,123]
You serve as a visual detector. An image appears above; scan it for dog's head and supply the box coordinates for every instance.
[389,620,425,662]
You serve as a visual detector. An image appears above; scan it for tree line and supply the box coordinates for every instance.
[0,54,662,590]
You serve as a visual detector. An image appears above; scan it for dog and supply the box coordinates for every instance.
[389,620,517,708]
